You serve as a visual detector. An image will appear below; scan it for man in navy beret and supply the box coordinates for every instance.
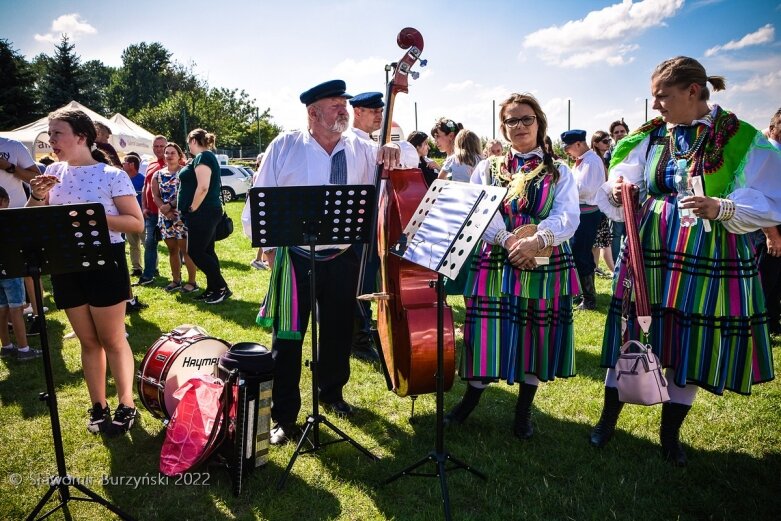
[561,129,606,310]
[346,91,385,363]
[349,92,384,142]
[242,79,418,444]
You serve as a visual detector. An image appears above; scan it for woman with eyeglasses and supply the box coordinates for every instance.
[590,131,615,277]
[445,93,580,440]
[590,56,781,466]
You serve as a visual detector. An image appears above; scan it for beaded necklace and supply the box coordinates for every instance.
[666,116,712,161]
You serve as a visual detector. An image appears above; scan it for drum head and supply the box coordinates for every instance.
[163,337,229,418]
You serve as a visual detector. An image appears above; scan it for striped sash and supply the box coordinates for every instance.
[621,182,651,336]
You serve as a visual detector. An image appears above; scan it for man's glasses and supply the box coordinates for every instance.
[503,115,537,128]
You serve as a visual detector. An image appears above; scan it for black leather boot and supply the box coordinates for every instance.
[444,385,484,426]
[577,273,597,310]
[589,386,624,448]
[513,383,538,439]
[660,402,691,467]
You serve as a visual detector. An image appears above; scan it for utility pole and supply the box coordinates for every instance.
[492,100,496,139]
[567,99,571,131]
[257,106,261,153]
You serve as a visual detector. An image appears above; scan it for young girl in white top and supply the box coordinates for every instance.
[27,108,143,436]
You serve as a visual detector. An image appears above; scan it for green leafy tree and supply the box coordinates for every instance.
[107,42,173,115]
[0,39,39,128]
[80,59,115,115]
[36,35,88,113]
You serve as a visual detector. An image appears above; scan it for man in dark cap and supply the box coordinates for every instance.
[346,91,386,362]
[242,79,418,445]
[349,92,384,142]
[561,129,606,311]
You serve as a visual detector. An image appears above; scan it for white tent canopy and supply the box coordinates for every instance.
[0,101,155,159]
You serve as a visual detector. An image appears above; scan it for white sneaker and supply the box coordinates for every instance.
[23,305,49,316]
[250,259,269,270]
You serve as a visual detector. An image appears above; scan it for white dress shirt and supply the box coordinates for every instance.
[242,130,418,250]
[572,149,606,206]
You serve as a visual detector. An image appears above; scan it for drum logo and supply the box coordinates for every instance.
[182,356,220,370]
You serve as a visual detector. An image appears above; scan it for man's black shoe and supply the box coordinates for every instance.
[321,399,354,417]
[134,276,154,287]
[270,423,300,445]
[131,268,142,277]
[26,315,41,336]
[194,290,214,301]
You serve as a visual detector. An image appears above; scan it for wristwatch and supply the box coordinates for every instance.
[6,164,15,174]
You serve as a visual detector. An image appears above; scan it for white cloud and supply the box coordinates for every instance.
[704,24,775,57]
[443,80,476,92]
[34,13,97,44]
[332,57,390,80]
[521,0,683,68]
[728,70,781,93]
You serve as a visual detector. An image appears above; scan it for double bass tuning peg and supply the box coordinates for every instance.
[411,71,420,80]
[419,59,428,67]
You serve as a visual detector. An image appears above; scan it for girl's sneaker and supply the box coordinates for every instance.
[87,403,111,434]
[108,403,138,436]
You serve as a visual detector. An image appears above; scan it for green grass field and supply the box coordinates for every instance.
[1,200,779,520]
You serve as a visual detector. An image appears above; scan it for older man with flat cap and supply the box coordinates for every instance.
[349,92,384,142]
[562,129,607,310]
[242,79,417,444]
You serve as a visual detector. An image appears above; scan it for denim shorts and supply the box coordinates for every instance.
[0,277,25,308]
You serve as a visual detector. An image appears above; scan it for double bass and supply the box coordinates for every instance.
[365,28,455,398]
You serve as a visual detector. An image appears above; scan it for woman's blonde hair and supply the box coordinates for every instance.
[652,56,726,101]
[454,129,482,167]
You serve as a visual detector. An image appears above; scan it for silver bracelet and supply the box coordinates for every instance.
[495,229,513,247]
[608,191,622,208]
[535,229,555,248]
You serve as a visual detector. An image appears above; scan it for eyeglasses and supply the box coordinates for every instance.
[503,116,537,128]
[600,138,611,145]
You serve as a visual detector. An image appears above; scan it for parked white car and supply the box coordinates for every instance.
[220,165,252,202]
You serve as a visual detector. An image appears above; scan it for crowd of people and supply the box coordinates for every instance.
[2,56,780,469]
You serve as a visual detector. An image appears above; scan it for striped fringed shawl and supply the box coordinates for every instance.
[256,247,302,340]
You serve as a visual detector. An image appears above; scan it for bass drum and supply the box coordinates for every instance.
[137,325,230,420]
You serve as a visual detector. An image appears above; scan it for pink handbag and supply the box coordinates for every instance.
[615,182,670,406]
[615,340,670,405]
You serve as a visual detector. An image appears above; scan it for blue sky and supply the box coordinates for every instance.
[2,0,780,143]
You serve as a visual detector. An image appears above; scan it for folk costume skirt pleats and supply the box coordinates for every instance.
[601,194,774,395]
[461,242,579,385]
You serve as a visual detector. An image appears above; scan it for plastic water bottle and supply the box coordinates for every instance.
[674,159,698,227]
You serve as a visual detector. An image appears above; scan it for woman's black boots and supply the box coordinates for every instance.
[589,386,624,448]
[513,383,538,439]
[444,385,485,426]
[660,402,691,466]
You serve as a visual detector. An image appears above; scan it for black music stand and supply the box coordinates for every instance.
[247,184,379,491]
[382,180,507,521]
[0,203,135,521]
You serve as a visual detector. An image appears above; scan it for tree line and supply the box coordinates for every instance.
[0,36,281,152]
